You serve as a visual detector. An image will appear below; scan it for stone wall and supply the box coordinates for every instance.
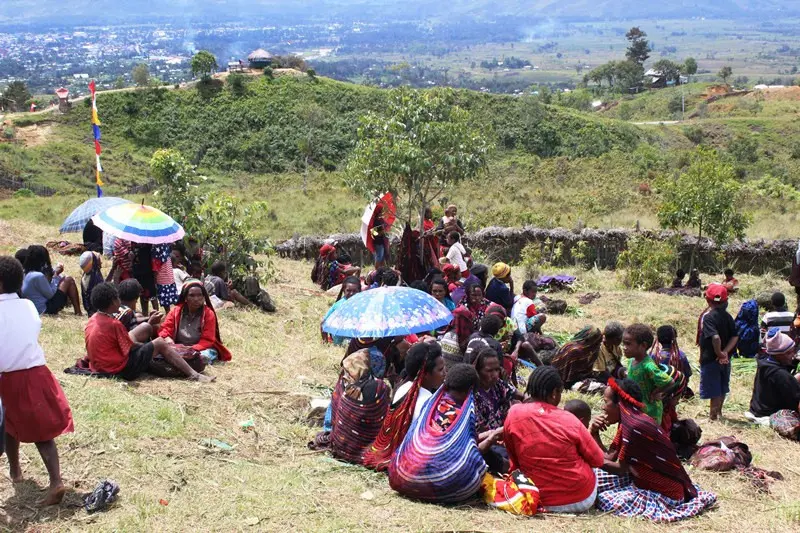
[275,226,796,275]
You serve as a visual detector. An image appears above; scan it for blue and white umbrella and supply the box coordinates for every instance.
[59,197,131,233]
[322,286,453,338]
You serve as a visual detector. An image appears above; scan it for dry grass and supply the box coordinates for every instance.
[0,218,799,532]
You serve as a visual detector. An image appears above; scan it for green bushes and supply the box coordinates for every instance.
[617,235,677,290]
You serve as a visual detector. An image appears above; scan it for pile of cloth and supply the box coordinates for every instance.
[536,274,575,292]
[690,436,784,494]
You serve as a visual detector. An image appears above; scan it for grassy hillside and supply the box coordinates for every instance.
[3,77,800,241]
[2,217,800,531]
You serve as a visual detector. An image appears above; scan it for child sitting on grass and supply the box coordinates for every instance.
[564,399,592,428]
[623,323,673,425]
[85,282,215,383]
[592,321,625,383]
[115,279,163,342]
[0,255,74,506]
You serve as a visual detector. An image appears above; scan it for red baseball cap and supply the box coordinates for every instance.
[705,283,728,303]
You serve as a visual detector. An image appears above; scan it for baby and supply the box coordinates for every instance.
[564,399,592,428]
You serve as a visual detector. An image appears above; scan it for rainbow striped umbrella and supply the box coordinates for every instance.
[91,203,185,244]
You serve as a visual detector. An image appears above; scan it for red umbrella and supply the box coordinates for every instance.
[360,192,397,252]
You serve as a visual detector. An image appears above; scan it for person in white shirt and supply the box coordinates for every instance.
[761,292,795,343]
[445,231,468,277]
[0,255,74,506]
[511,280,548,335]
[392,341,446,422]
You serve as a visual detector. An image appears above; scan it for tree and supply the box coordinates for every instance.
[191,50,218,81]
[615,60,645,91]
[625,27,651,65]
[657,147,750,270]
[150,149,205,229]
[651,59,683,85]
[132,63,150,87]
[0,81,31,112]
[718,66,733,85]
[113,76,126,89]
[346,88,491,229]
[683,57,698,80]
[296,102,327,194]
[227,72,247,96]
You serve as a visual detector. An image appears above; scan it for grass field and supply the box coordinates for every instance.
[1,217,799,532]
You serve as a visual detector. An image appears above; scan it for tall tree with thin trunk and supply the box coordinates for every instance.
[657,147,750,270]
[346,87,491,230]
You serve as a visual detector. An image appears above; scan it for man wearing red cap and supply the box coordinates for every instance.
[698,284,739,420]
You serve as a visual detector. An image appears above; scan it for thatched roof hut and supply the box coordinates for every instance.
[247,49,273,68]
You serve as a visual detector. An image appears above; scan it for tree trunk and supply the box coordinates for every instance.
[302,156,309,195]
[689,222,702,272]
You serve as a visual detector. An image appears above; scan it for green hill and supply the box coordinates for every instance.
[2,76,800,241]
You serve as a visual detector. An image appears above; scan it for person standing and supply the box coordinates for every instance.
[699,284,738,420]
[0,256,74,505]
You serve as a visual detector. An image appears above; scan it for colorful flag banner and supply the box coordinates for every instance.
[89,80,103,197]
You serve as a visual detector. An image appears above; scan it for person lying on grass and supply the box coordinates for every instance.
[85,282,215,382]
[115,278,163,342]
[0,255,74,506]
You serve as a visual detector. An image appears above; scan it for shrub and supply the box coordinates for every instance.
[682,125,704,145]
[263,67,274,79]
[517,242,544,280]
[728,134,759,164]
[2,127,14,140]
[617,235,677,290]
[12,188,35,198]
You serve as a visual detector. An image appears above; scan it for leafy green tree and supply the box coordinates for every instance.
[346,87,491,227]
[227,72,247,96]
[625,27,651,65]
[132,63,150,88]
[296,102,327,193]
[191,50,218,81]
[113,76,126,89]
[683,57,698,80]
[727,134,759,164]
[618,235,678,291]
[0,81,31,112]
[615,60,645,91]
[150,149,205,229]
[192,194,275,284]
[651,59,683,85]
[718,66,733,85]
[657,147,750,270]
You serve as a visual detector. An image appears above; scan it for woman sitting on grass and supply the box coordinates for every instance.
[85,282,215,383]
[550,326,603,388]
[363,341,445,471]
[0,256,74,506]
[21,245,82,316]
[328,349,390,464]
[389,364,502,503]
[321,276,362,346]
[459,282,492,331]
[158,279,232,364]
[78,251,104,316]
[590,378,716,522]
[503,366,604,513]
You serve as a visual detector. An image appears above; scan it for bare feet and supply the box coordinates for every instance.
[10,470,23,483]
[39,483,65,506]
[189,373,216,383]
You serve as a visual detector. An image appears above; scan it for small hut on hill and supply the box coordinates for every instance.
[247,49,273,69]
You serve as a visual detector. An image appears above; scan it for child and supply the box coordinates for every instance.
[622,323,673,425]
[85,282,215,383]
[687,268,702,289]
[721,268,739,293]
[699,284,738,420]
[115,279,163,343]
[651,325,693,384]
[592,321,624,383]
[445,232,468,277]
[206,261,252,308]
[564,399,592,428]
[671,269,686,288]
[0,255,73,505]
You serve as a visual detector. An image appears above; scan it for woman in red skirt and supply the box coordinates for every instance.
[0,255,74,506]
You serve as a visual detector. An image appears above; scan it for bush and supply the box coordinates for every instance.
[682,125,704,145]
[12,188,35,198]
[728,134,759,164]
[518,242,544,280]
[617,234,677,290]
[2,127,14,140]
[263,67,274,79]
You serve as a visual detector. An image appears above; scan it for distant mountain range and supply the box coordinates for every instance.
[1,0,797,26]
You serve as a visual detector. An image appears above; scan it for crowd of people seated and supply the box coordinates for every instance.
[308,233,800,520]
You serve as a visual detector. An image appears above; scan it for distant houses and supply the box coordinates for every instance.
[644,68,688,88]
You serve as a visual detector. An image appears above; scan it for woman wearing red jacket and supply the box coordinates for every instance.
[159,279,232,363]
